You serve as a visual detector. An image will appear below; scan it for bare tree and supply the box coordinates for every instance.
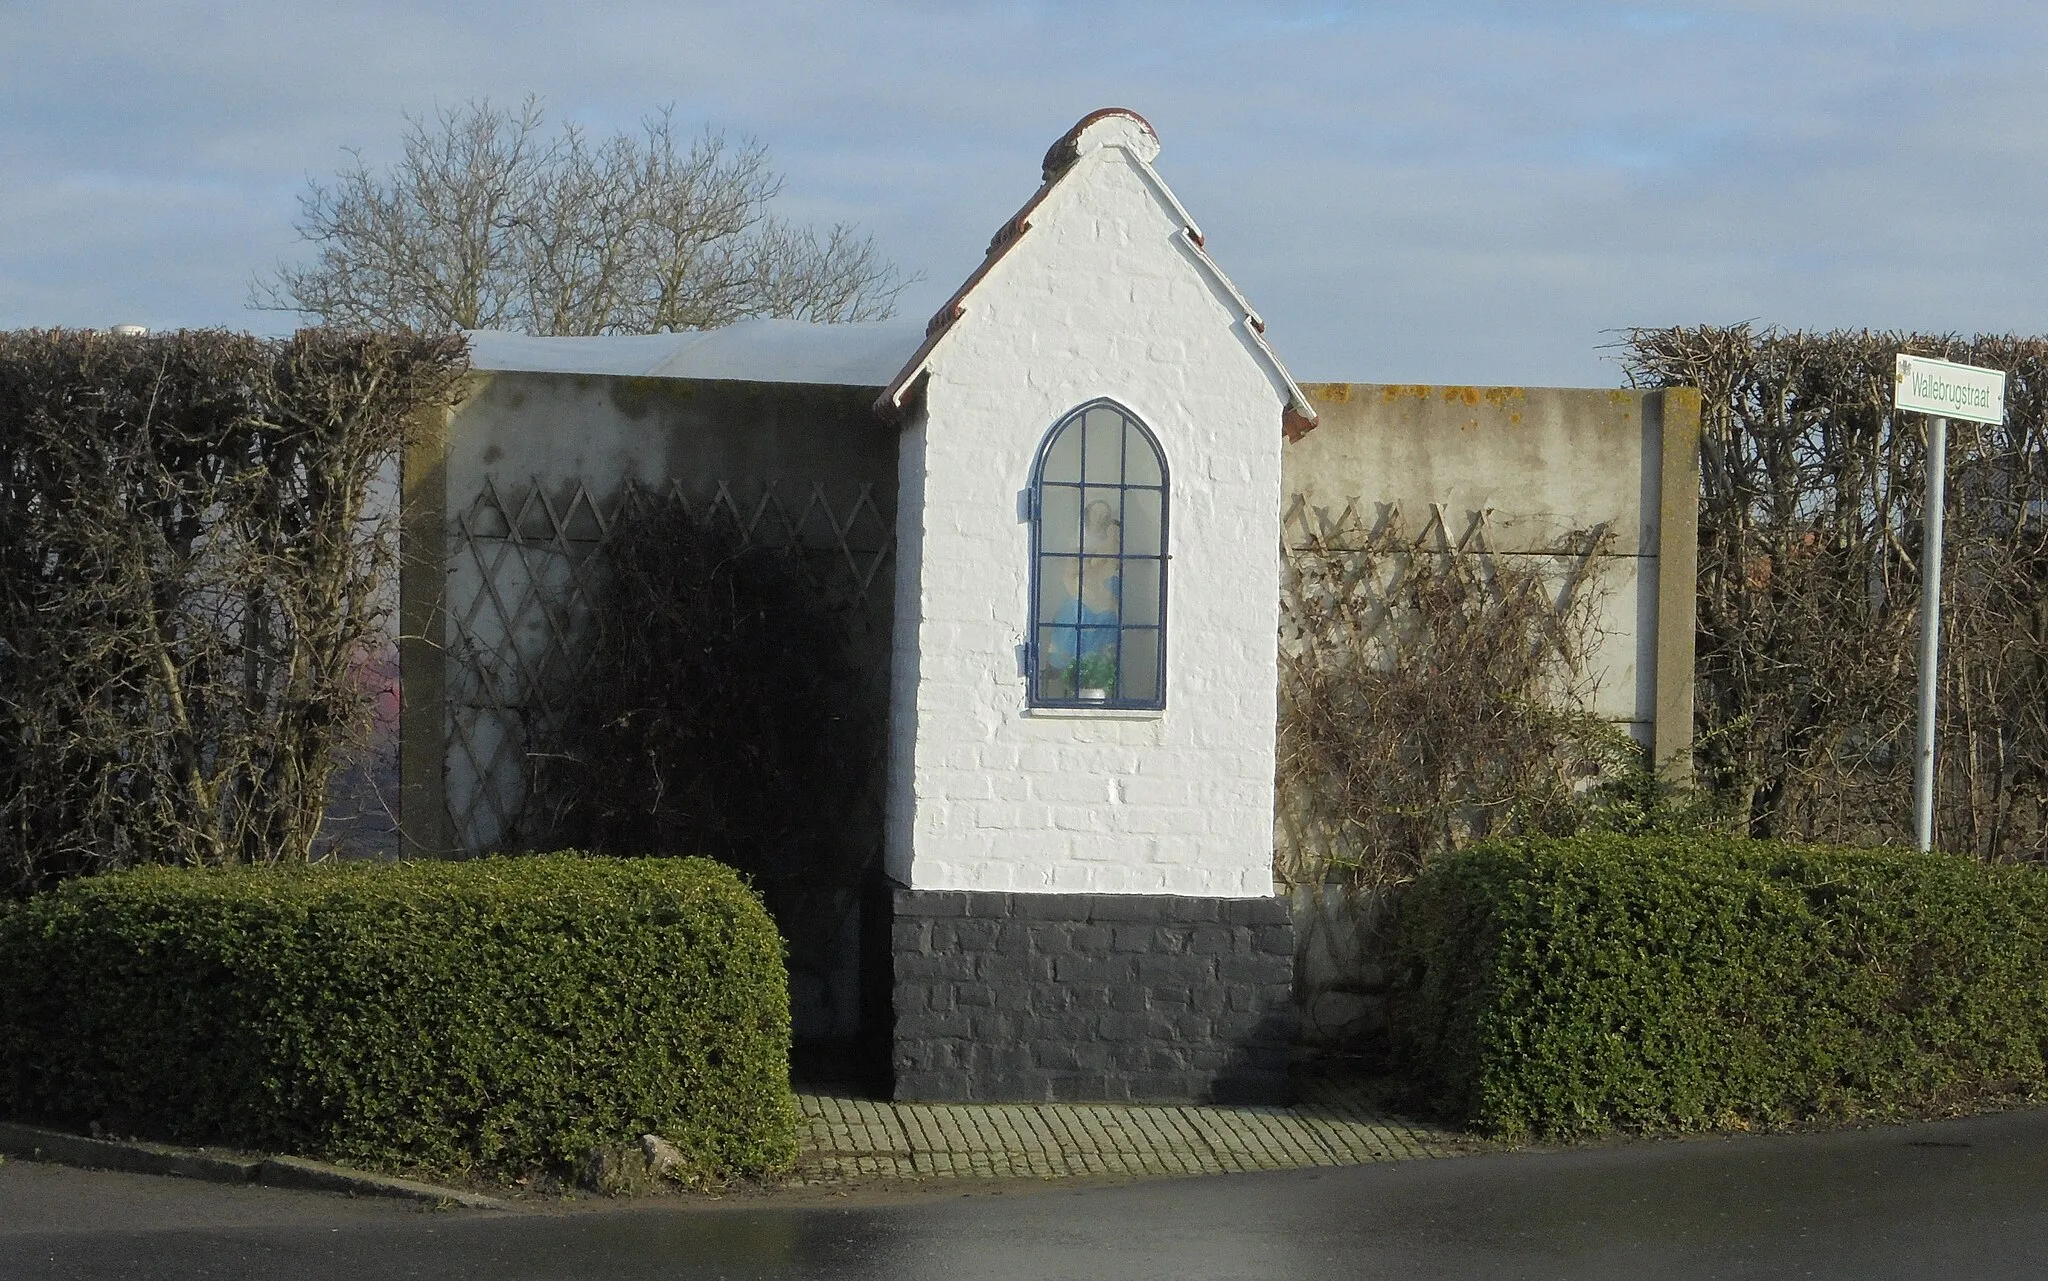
[1625,326,2048,858]
[253,98,907,334]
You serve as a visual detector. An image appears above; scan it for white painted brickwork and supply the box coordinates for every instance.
[884,113,1298,898]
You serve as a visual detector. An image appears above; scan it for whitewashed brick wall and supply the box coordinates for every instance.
[883,114,1298,898]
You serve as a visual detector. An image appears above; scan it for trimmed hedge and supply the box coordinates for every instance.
[1390,835,2048,1140]
[0,854,798,1180]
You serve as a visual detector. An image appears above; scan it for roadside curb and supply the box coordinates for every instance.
[0,1121,509,1210]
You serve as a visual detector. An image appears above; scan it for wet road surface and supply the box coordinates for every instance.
[6,1106,2047,1279]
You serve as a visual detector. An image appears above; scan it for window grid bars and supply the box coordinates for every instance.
[1029,400,1168,710]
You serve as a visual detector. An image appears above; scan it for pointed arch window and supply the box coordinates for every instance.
[1029,400,1168,709]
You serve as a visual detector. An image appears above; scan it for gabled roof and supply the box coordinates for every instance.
[875,108,1319,439]
[464,317,923,388]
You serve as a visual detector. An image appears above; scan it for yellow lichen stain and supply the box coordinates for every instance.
[1607,389,1636,406]
[1428,386,1530,407]
[1368,383,1539,406]
[1509,412,1522,424]
[1304,382,1352,403]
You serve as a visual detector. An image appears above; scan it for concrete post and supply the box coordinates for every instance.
[1651,387,1701,783]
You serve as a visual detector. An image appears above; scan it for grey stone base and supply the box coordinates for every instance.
[889,888,1296,1104]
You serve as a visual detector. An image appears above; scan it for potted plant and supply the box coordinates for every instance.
[1076,653,1118,701]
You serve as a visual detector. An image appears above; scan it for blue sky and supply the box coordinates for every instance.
[4,0,2043,385]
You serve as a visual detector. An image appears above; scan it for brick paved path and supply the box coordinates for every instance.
[796,1076,1474,1183]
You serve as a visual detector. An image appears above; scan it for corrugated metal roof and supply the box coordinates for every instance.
[464,317,925,388]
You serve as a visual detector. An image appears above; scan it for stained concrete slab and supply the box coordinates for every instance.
[793,1075,1474,1182]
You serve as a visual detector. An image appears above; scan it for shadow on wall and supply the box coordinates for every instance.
[1212,1008,1300,1105]
[1291,884,1397,1058]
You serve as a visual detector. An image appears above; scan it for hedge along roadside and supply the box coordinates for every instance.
[0,854,799,1182]
[0,328,469,896]
[1389,834,2048,1141]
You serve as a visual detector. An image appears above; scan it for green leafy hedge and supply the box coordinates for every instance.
[0,854,798,1180]
[1390,834,2048,1139]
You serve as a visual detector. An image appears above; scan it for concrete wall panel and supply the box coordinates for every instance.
[409,371,899,856]
[1282,382,1696,756]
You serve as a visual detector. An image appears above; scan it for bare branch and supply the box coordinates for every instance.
[1623,326,2048,858]
[253,100,906,334]
[0,328,468,896]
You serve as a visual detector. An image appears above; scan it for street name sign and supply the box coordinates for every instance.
[1895,351,2006,852]
[1895,354,2006,425]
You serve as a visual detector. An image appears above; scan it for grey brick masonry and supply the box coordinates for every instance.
[888,888,1296,1104]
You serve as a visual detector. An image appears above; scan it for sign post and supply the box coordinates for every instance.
[1894,354,2006,852]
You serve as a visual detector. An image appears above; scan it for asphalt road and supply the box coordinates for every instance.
[6,1107,2048,1280]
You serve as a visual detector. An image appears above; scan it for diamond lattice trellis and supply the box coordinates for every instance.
[444,474,895,854]
[1279,493,1610,661]
[1276,492,1616,885]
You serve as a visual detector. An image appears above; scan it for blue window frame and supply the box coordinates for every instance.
[1028,400,1168,709]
